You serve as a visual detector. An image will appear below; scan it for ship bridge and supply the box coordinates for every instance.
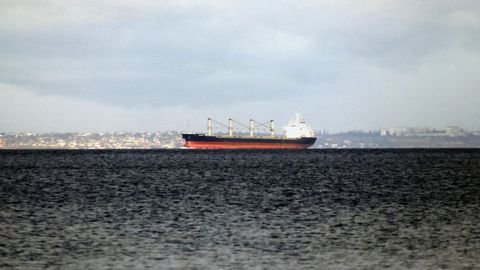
[283,113,316,138]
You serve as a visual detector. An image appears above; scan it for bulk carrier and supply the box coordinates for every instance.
[182,114,317,149]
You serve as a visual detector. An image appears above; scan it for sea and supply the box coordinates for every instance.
[1,149,479,269]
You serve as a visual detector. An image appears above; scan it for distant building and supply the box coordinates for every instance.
[445,126,464,137]
[382,127,435,137]
[388,127,410,136]
[0,132,184,149]
[410,127,434,134]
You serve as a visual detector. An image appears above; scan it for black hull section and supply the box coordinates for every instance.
[182,133,317,149]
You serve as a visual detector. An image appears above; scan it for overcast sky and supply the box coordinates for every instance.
[1,0,479,133]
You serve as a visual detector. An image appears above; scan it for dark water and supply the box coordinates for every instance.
[1,149,479,269]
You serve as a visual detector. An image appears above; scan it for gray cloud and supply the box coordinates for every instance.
[1,0,479,132]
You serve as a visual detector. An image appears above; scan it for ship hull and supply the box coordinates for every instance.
[182,134,316,149]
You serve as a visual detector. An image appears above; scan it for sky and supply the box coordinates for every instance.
[1,0,479,133]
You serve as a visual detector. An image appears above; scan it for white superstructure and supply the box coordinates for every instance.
[283,113,315,138]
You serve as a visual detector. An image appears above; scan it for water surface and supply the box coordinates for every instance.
[1,149,479,269]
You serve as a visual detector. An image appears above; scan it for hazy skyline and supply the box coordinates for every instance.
[1,0,480,133]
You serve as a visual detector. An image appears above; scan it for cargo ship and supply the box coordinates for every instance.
[182,114,317,149]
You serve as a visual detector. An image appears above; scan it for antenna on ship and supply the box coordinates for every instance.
[207,118,213,136]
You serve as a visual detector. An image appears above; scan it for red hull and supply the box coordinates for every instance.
[184,141,310,149]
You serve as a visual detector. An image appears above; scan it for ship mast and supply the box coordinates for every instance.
[207,118,276,137]
[228,119,233,136]
[249,119,254,137]
[207,118,213,136]
[270,120,275,137]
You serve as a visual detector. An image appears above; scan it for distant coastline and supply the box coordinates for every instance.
[1,127,480,149]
